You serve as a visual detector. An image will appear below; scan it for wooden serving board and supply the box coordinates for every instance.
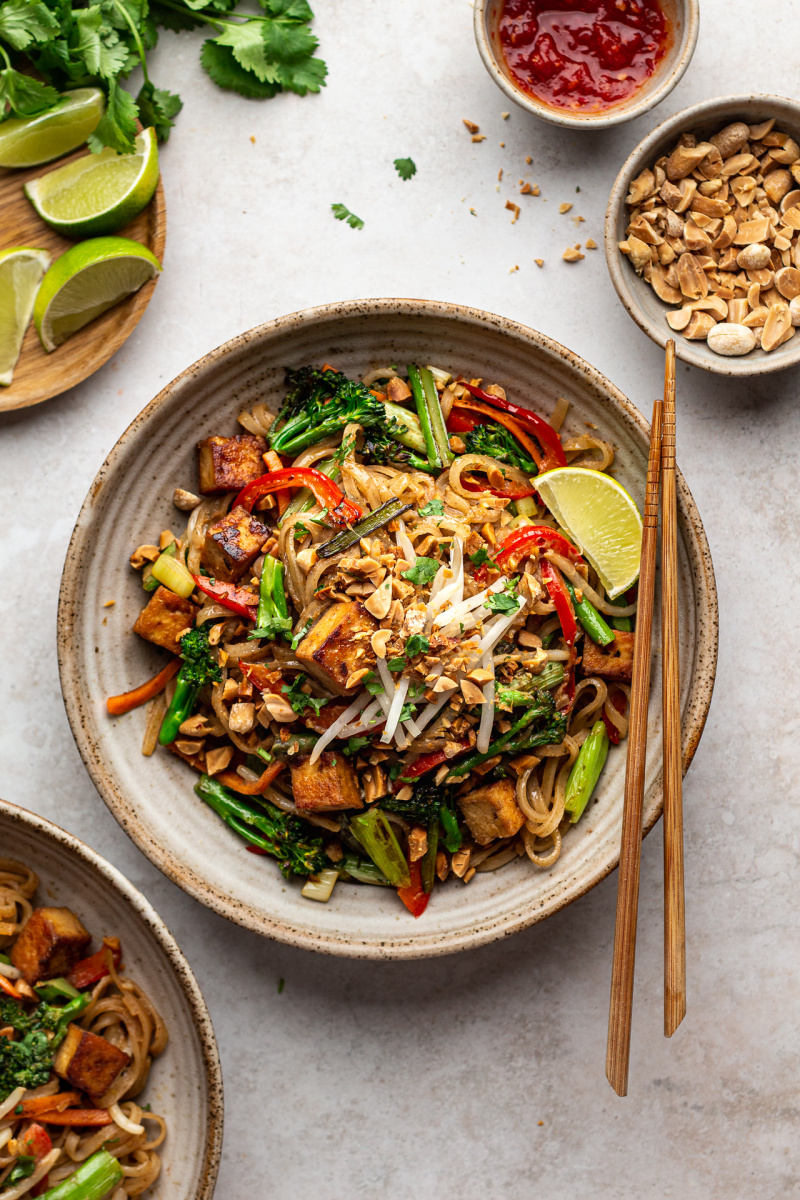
[0,147,166,412]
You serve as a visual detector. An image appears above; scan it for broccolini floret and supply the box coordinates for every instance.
[465,422,538,475]
[0,994,90,1100]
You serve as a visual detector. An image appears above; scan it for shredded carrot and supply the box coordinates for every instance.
[33,1110,113,1127]
[320,362,337,373]
[107,659,180,716]
[0,975,20,999]
[263,449,290,517]
[215,761,284,795]
[18,1093,82,1118]
[452,398,543,469]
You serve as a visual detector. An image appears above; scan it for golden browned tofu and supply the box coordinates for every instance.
[295,601,377,696]
[202,505,270,582]
[582,630,635,681]
[197,434,267,494]
[290,751,363,812]
[53,1025,130,1100]
[133,586,195,655]
[458,779,525,846]
[11,908,91,985]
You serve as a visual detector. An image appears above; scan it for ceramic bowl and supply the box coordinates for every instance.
[473,0,698,130]
[58,299,718,959]
[0,797,223,1198]
[606,94,800,375]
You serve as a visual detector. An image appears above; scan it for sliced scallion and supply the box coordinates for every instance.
[317,497,413,559]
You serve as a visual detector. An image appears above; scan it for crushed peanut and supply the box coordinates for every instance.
[506,200,520,223]
[463,119,480,133]
[563,246,585,262]
[585,237,598,249]
[559,202,573,214]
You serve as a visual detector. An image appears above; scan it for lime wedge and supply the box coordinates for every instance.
[25,129,159,239]
[0,248,52,385]
[535,466,643,599]
[0,88,105,169]
[33,238,162,352]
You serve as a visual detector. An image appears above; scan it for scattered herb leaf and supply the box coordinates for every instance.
[394,156,416,180]
[331,202,364,230]
[401,556,439,587]
[419,498,444,517]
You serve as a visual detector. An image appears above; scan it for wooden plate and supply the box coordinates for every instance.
[0,146,166,412]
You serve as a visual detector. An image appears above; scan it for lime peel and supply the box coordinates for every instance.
[535,466,643,600]
[0,88,105,169]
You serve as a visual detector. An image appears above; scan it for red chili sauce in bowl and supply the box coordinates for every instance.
[497,0,668,113]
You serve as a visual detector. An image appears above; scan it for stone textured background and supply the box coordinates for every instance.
[2,1,798,1195]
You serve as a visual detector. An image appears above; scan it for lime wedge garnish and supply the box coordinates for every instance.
[33,237,161,352]
[25,128,159,239]
[0,248,52,385]
[535,466,643,599]
[0,88,104,169]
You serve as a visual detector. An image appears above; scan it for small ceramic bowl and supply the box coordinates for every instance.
[0,797,223,1199]
[473,0,698,130]
[58,299,718,959]
[606,94,800,375]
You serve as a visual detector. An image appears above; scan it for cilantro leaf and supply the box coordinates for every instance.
[387,656,405,672]
[469,547,496,567]
[282,674,327,716]
[0,1,59,51]
[137,81,183,141]
[401,556,439,587]
[87,77,138,153]
[0,69,59,119]
[394,156,416,181]
[405,634,430,658]
[290,618,312,650]
[74,7,129,79]
[363,672,384,695]
[275,51,326,96]
[419,498,444,517]
[486,590,520,615]
[200,40,281,98]
[214,20,273,82]
[261,0,315,17]
[343,735,370,756]
[398,701,418,722]
[331,202,364,230]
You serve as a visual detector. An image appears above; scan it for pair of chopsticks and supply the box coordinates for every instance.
[606,340,684,1096]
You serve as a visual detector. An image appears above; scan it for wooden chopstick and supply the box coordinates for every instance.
[605,390,663,1097]
[661,340,685,1037]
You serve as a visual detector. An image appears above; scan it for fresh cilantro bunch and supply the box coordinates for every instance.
[0,0,326,155]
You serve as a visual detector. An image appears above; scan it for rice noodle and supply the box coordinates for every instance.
[545,551,637,613]
[549,396,569,432]
[562,434,614,471]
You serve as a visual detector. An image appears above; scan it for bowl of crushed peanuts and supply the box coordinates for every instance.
[605,94,800,375]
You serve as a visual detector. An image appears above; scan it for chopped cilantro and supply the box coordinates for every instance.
[394,157,417,180]
[387,762,403,781]
[469,547,496,567]
[405,634,430,658]
[387,657,406,672]
[402,556,439,587]
[344,736,371,756]
[290,619,313,650]
[332,203,364,230]
[364,671,384,695]
[282,674,327,716]
[293,522,309,541]
[419,498,444,518]
[486,590,520,615]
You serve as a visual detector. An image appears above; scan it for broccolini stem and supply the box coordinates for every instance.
[382,401,428,455]
[438,803,462,853]
[349,809,410,887]
[421,817,439,894]
[563,579,615,646]
[407,365,453,471]
[38,1150,123,1200]
[564,720,609,823]
[447,704,548,778]
[608,592,633,632]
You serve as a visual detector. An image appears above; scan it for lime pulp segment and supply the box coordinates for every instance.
[0,249,52,385]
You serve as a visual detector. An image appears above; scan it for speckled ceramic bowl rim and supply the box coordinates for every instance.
[605,93,800,375]
[472,0,699,130]
[0,797,223,1195]
[57,298,718,958]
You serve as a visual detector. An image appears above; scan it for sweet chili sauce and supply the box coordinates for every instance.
[497,0,668,113]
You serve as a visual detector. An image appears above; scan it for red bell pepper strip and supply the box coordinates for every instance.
[392,740,470,791]
[446,410,481,434]
[460,383,568,471]
[17,1123,52,1162]
[235,468,363,527]
[602,689,628,745]
[541,559,577,647]
[451,397,542,470]
[239,662,284,694]
[495,525,583,567]
[397,857,430,918]
[106,658,180,715]
[68,938,121,990]
[0,973,20,999]
[192,576,258,619]
[460,473,537,500]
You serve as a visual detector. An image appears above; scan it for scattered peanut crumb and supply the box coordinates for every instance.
[572,214,585,224]
[563,246,584,261]
[103,600,115,608]
[520,182,532,195]
[499,141,505,147]
[463,119,479,133]
[509,265,519,273]
[585,238,597,250]
[501,111,510,119]
[535,258,544,267]
[505,200,520,223]
[249,135,256,144]
[463,867,476,883]
[472,134,486,143]
[498,168,503,181]
[538,1121,544,1127]
[559,202,573,214]
[525,155,532,164]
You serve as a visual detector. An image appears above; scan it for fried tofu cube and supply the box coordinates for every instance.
[295,602,377,696]
[582,629,635,681]
[133,586,195,655]
[53,1025,130,1101]
[11,908,91,985]
[458,778,525,846]
[290,751,363,812]
[197,434,267,494]
[202,505,270,582]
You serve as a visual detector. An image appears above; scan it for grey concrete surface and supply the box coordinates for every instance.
[2,1,799,1195]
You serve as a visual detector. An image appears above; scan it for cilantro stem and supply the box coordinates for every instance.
[154,0,279,28]
[0,45,11,71]
[110,0,150,85]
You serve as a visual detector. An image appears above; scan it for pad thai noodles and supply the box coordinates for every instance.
[0,860,167,1199]
[109,363,638,918]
